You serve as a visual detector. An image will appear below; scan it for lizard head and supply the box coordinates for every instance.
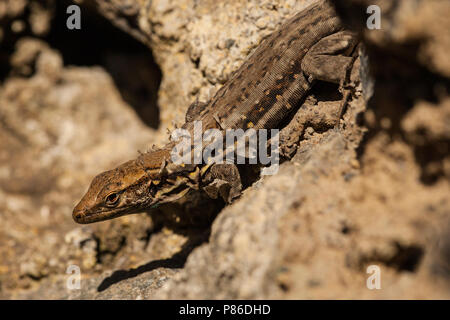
[72,149,202,224]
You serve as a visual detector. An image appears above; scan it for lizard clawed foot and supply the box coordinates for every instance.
[202,164,242,203]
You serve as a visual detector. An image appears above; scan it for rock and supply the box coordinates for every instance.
[1,0,449,299]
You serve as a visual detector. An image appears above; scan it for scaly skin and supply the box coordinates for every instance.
[73,0,359,224]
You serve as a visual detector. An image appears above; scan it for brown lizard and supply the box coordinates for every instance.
[73,0,359,224]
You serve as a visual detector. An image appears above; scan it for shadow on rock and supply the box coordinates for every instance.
[97,232,207,292]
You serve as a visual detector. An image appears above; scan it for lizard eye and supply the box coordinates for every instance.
[105,193,120,207]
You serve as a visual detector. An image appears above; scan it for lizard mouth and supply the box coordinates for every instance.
[72,206,140,224]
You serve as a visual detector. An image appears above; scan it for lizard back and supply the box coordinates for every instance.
[184,0,343,133]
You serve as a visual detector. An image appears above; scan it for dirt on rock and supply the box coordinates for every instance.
[0,0,448,299]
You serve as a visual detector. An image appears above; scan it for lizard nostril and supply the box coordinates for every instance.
[72,210,83,222]
[72,203,85,222]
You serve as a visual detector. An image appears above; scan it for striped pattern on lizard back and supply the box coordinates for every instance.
[183,0,343,133]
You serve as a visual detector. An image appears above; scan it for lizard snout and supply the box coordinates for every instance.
[72,201,89,224]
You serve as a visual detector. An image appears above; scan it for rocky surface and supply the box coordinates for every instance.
[0,0,449,299]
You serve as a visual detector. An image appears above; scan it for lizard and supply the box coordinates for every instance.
[73,0,360,224]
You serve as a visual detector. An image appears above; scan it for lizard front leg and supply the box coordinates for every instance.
[201,163,242,204]
[185,99,208,122]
